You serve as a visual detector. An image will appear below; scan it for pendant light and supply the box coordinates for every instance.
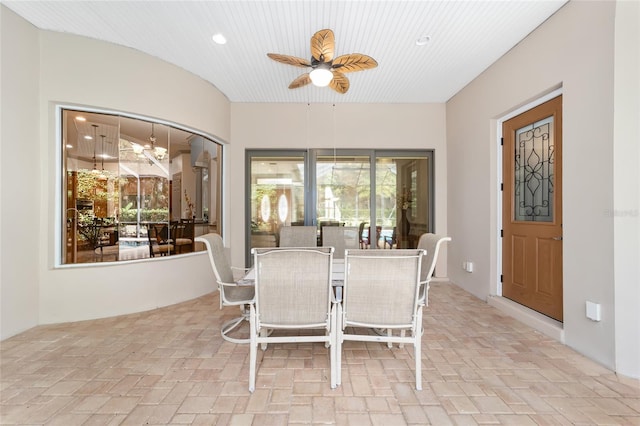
[91,124,99,173]
[99,134,106,179]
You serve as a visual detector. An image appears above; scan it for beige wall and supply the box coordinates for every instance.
[613,0,640,380]
[228,103,448,269]
[0,6,232,337]
[447,0,639,377]
[1,6,41,339]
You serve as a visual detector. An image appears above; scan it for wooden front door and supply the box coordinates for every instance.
[502,95,563,321]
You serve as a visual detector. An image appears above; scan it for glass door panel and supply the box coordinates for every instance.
[248,154,306,260]
[315,154,371,247]
[376,155,431,249]
[514,116,554,222]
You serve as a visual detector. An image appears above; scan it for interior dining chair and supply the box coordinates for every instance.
[322,226,359,259]
[147,223,174,257]
[195,233,255,344]
[174,219,195,254]
[337,249,426,390]
[278,225,317,247]
[249,247,337,392]
[416,233,452,306]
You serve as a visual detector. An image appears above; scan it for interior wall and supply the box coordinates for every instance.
[446,1,637,375]
[229,103,448,270]
[0,6,41,339]
[0,7,233,337]
[613,0,640,379]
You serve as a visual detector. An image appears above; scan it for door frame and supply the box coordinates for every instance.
[496,87,563,296]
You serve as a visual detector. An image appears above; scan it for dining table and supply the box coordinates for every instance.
[240,259,345,301]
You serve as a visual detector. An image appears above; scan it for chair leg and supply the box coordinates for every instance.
[336,304,343,386]
[330,304,337,389]
[249,305,257,392]
[220,305,251,344]
[415,307,423,391]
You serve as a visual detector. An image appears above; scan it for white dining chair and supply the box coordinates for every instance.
[416,233,452,306]
[322,226,359,259]
[337,249,426,390]
[249,247,337,392]
[195,233,255,344]
[279,225,317,247]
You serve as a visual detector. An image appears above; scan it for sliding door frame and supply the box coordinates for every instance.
[245,148,434,266]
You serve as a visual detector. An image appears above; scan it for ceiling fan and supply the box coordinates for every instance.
[267,29,378,94]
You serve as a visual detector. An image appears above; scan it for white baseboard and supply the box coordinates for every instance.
[487,295,565,343]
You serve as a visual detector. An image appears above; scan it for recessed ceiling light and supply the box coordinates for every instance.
[75,116,86,121]
[212,33,227,45]
[416,35,431,46]
[84,135,92,140]
[66,144,73,148]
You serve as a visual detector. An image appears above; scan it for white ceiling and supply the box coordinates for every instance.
[4,0,567,104]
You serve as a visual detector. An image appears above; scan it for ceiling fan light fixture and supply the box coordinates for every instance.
[310,65,333,87]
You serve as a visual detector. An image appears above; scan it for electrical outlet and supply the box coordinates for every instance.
[586,301,601,321]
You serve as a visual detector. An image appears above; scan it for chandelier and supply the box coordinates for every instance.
[130,122,167,162]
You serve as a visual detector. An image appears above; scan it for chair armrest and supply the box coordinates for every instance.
[417,280,430,305]
[231,266,251,281]
[218,279,253,288]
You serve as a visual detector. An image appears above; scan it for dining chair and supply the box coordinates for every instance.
[322,226,359,259]
[337,249,426,390]
[174,219,195,254]
[278,225,317,247]
[195,233,255,344]
[147,223,174,257]
[318,220,341,245]
[358,222,369,248]
[384,227,397,249]
[249,247,337,392]
[416,233,452,306]
[94,225,119,261]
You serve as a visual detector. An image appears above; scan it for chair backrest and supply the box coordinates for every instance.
[343,249,425,328]
[358,222,367,239]
[416,233,452,283]
[147,223,169,256]
[318,220,340,245]
[279,226,317,247]
[179,218,195,239]
[195,233,234,284]
[322,226,359,259]
[252,247,333,328]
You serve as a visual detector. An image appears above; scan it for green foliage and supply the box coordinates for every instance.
[118,205,169,222]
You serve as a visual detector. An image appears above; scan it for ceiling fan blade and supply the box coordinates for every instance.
[267,53,311,68]
[332,54,378,73]
[310,29,335,63]
[288,73,312,89]
[329,71,349,94]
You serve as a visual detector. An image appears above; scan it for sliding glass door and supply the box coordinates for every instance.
[247,152,307,255]
[376,153,432,249]
[246,149,433,265]
[315,152,372,246]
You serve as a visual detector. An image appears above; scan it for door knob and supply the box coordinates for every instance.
[552,236,563,241]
